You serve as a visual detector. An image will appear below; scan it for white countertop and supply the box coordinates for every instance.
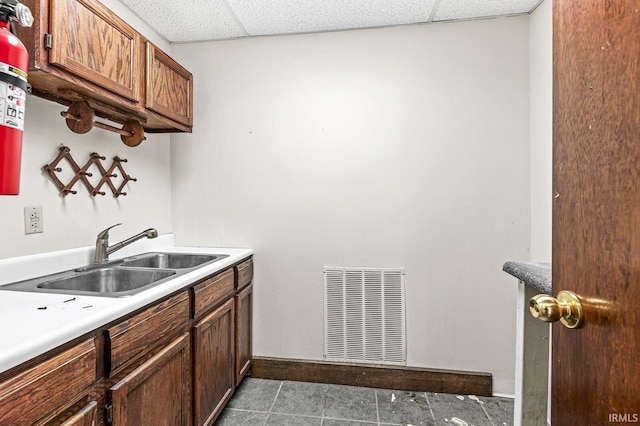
[0,234,252,374]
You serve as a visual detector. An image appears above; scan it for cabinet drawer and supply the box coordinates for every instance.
[107,292,189,376]
[236,258,253,290]
[0,339,96,425]
[192,268,234,319]
[60,400,97,426]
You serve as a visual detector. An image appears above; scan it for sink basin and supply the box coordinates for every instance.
[0,251,229,297]
[37,268,176,295]
[120,253,225,269]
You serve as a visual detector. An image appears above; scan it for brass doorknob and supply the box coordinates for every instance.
[529,290,584,329]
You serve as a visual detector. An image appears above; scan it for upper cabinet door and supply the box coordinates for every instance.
[146,42,193,126]
[49,0,141,102]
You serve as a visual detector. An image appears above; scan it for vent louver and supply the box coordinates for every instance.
[324,267,406,365]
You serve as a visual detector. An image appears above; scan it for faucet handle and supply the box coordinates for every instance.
[97,223,122,239]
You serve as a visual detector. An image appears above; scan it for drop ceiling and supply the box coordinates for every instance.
[119,0,544,44]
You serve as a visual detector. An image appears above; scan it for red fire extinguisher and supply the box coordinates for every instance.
[0,0,32,195]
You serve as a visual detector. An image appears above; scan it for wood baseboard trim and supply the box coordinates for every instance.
[250,357,492,396]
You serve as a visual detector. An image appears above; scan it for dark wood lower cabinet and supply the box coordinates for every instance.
[0,339,96,426]
[0,257,254,426]
[193,298,235,426]
[60,401,98,426]
[235,284,253,385]
[109,333,191,426]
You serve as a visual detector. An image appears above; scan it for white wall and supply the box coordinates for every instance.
[0,0,173,259]
[530,0,553,262]
[171,17,531,395]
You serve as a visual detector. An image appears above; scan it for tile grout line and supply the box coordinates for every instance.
[262,380,284,426]
[375,389,381,426]
[269,380,284,412]
[479,400,497,426]
[425,392,437,423]
[252,411,325,419]
[323,416,378,424]
[225,408,270,414]
[320,386,329,426]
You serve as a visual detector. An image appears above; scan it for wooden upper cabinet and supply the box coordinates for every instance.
[49,0,140,102]
[146,42,193,127]
[16,0,193,133]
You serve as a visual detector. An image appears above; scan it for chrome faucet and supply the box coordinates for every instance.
[94,223,158,265]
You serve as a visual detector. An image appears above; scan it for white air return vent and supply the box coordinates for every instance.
[324,267,406,365]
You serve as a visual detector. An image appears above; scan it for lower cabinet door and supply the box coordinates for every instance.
[193,298,235,426]
[0,338,96,426]
[60,401,97,426]
[109,333,191,426]
[235,284,253,385]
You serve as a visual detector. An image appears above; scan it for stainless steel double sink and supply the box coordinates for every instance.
[0,252,228,297]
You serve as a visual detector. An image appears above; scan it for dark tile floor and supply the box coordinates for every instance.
[215,377,514,426]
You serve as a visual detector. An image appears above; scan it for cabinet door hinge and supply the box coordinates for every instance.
[105,404,113,423]
[44,33,53,49]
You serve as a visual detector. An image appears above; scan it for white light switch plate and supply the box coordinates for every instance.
[24,206,43,234]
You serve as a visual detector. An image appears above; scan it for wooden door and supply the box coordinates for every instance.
[49,0,141,102]
[192,298,235,426]
[235,284,253,385]
[553,0,640,424]
[109,333,190,426]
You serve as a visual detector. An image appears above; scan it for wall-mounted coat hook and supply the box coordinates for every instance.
[60,100,146,147]
[43,145,137,197]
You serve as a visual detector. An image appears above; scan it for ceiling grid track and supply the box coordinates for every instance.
[220,0,250,37]
[428,0,444,22]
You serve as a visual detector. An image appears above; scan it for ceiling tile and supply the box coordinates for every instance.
[226,0,437,36]
[119,0,247,43]
[119,0,543,43]
[433,0,541,21]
